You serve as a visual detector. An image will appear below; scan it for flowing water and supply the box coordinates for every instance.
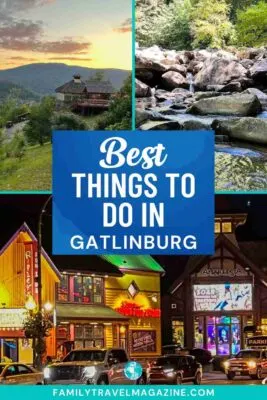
[137,98,267,191]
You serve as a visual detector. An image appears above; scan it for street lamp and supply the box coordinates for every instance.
[37,194,52,311]
[25,295,37,312]
[43,302,53,313]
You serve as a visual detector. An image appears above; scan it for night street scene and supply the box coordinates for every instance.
[0,194,267,385]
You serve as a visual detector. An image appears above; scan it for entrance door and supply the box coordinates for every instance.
[217,325,230,356]
[1,339,18,362]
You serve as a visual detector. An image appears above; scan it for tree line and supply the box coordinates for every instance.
[136,0,267,49]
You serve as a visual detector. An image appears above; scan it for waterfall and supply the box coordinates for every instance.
[151,87,157,107]
[187,72,195,93]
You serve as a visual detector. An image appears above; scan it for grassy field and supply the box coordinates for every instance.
[0,142,51,191]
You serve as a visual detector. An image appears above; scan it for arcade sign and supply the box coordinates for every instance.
[0,309,26,328]
[115,302,161,318]
[247,336,267,347]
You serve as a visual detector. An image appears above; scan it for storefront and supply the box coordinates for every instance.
[0,223,60,363]
[55,255,164,359]
[163,214,267,357]
[55,270,129,359]
[103,255,164,358]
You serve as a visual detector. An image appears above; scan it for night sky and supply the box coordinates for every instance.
[0,194,267,292]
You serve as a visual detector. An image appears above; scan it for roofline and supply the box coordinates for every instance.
[169,233,267,294]
[0,222,61,280]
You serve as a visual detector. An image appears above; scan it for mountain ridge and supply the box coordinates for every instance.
[0,63,130,96]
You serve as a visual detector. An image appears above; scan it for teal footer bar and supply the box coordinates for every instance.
[0,386,266,400]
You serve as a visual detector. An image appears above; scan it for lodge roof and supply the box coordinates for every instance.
[55,78,115,94]
[168,234,267,294]
[0,222,61,280]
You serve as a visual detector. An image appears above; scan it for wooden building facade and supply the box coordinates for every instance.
[162,214,267,358]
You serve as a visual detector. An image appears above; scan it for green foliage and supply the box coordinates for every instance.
[190,0,236,48]
[0,92,30,128]
[236,1,267,46]
[226,0,260,21]
[24,97,55,146]
[136,0,192,50]
[89,71,105,82]
[96,75,131,130]
[52,112,88,130]
[24,311,53,368]
[5,133,26,160]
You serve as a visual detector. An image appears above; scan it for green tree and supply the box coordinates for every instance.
[226,0,260,21]
[96,75,131,130]
[236,1,267,46]
[89,71,105,81]
[52,112,88,130]
[8,133,26,160]
[24,311,53,369]
[24,97,55,146]
[136,0,192,50]
[190,0,235,48]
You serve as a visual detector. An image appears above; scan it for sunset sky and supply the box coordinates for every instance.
[0,0,131,70]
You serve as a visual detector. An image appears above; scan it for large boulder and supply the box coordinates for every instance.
[188,94,262,116]
[168,64,187,76]
[161,71,187,90]
[135,79,152,98]
[242,88,267,109]
[249,59,267,82]
[139,120,182,130]
[212,118,267,145]
[194,58,247,89]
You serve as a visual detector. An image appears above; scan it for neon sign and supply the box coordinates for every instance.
[115,302,161,318]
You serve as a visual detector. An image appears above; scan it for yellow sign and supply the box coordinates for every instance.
[0,309,26,328]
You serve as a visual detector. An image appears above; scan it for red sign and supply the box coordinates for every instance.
[24,241,38,302]
[115,301,161,318]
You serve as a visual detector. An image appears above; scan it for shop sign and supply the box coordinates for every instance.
[131,330,156,353]
[247,336,267,347]
[198,266,247,277]
[0,309,26,328]
[24,241,38,302]
[193,284,252,311]
[115,301,161,318]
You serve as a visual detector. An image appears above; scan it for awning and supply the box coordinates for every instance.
[56,303,128,321]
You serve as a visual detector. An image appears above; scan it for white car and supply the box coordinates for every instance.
[0,363,44,385]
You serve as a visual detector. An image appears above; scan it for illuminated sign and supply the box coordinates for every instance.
[193,284,252,311]
[247,336,267,347]
[24,241,38,302]
[0,309,26,328]
[131,330,157,353]
[115,302,161,318]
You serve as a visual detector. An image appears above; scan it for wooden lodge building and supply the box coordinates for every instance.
[0,219,164,363]
[161,213,267,359]
[55,74,115,113]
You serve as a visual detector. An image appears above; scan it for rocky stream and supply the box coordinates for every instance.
[135,45,267,191]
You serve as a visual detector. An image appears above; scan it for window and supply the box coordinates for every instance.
[58,275,68,301]
[17,365,32,374]
[57,275,104,304]
[74,324,104,348]
[214,222,220,233]
[172,318,184,347]
[109,350,128,363]
[222,222,232,233]
[5,366,17,376]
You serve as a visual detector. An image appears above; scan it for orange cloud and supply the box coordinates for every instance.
[114,18,132,33]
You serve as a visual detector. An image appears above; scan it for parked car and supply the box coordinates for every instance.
[0,363,43,385]
[44,348,146,385]
[147,355,202,385]
[224,349,267,380]
[162,345,212,365]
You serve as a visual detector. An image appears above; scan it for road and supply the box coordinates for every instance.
[201,371,265,385]
[3,121,27,141]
